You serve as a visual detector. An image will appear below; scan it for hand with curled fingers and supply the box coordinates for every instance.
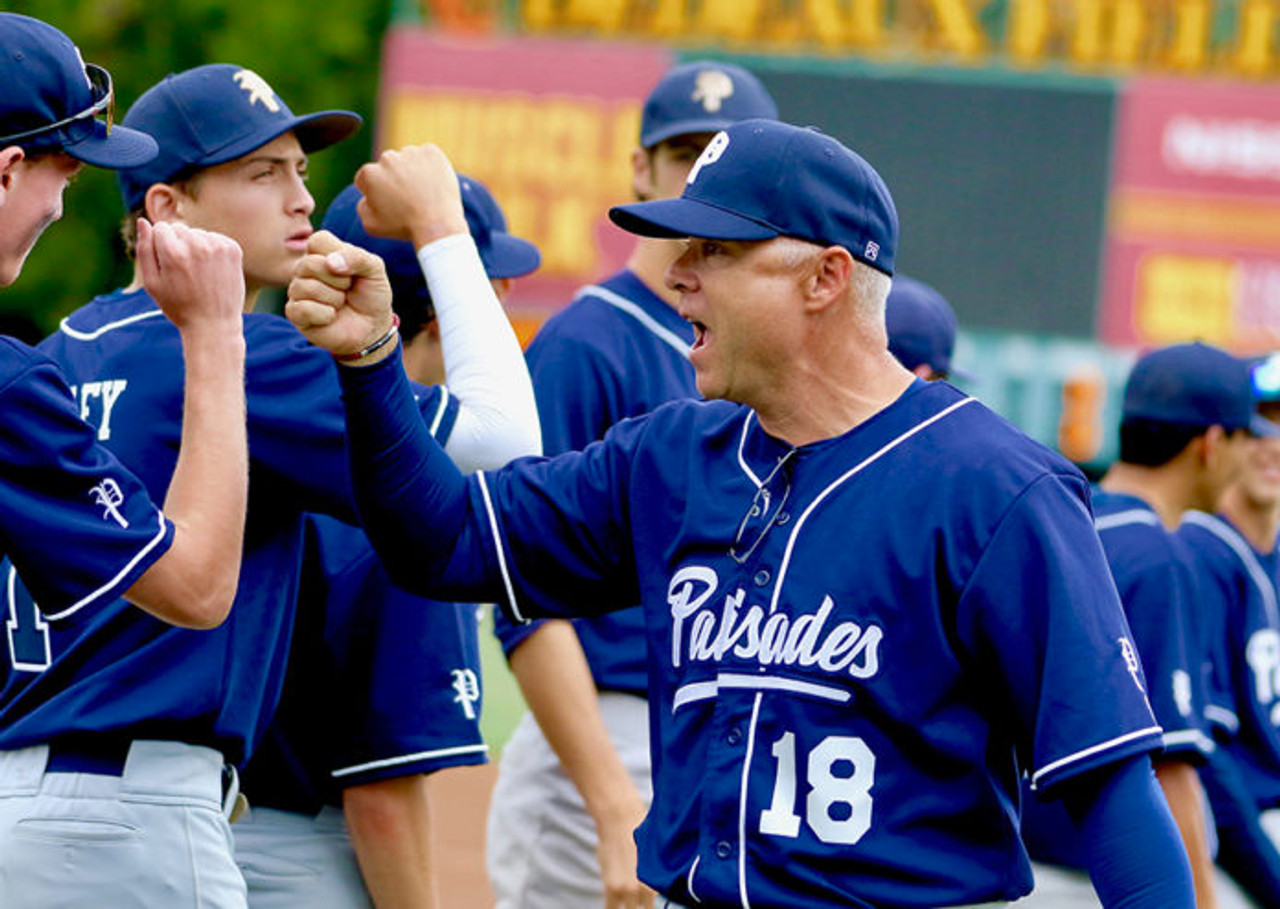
[136,219,245,331]
[354,144,468,249]
[285,230,397,365]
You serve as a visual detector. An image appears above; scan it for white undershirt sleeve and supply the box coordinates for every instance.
[416,233,542,472]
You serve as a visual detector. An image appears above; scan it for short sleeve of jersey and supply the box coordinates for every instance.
[1110,532,1213,761]
[955,472,1163,793]
[0,344,173,619]
[326,545,488,786]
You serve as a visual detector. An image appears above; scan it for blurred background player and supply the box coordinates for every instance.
[1184,353,1280,908]
[487,60,778,909]
[1020,342,1271,908]
[0,17,247,625]
[233,174,542,909]
[0,62,537,907]
[884,274,967,382]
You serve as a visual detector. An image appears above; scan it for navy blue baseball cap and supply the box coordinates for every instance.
[640,61,779,148]
[321,175,540,318]
[1122,342,1280,437]
[610,119,898,276]
[0,13,156,168]
[116,64,361,212]
[885,275,969,379]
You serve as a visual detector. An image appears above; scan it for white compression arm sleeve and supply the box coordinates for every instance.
[417,233,542,472]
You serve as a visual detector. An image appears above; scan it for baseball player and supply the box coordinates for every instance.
[0,62,538,907]
[0,13,248,629]
[1019,342,1270,909]
[489,60,777,909]
[233,174,542,909]
[884,274,967,381]
[289,119,1196,908]
[1183,355,1280,906]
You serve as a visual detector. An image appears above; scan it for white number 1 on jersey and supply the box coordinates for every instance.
[759,732,875,845]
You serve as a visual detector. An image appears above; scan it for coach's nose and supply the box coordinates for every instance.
[666,244,698,294]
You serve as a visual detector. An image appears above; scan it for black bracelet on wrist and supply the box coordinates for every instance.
[334,314,400,363]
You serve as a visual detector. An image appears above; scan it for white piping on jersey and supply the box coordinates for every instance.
[58,309,166,340]
[768,397,976,615]
[686,856,701,904]
[478,473,524,623]
[1181,511,1280,629]
[427,385,451,438]
[45,511,169,622]
[1030,725,1163,789]
[672,672,852,712]
[739,693,764,909]
[331,742,489,778]
[735,414,764,487]
[1163,728,1215,754]
[580,285,692,361]
[1205,703,1240,734]
[1094,508,1160,532]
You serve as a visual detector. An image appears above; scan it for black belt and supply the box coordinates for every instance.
[45,735,131,776]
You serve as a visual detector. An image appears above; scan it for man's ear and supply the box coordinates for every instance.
[630,146,653,202]
[143,182,183,223]
[0,146,27,199]
[805,246,855,313]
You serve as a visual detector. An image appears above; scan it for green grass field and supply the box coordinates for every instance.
[477,605,527,756]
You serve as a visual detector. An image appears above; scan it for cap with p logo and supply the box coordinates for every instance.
[610,119,898,276]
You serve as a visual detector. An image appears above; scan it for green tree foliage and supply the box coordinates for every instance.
[4,0,392,335]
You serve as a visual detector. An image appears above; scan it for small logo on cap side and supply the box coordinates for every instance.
[692,69,735,113]
[687,131,730,186]
[233,70,281,113]
[865,241,880,262]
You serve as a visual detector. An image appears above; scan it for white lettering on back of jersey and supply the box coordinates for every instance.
[667,565,881,680]
[70,379,128,440]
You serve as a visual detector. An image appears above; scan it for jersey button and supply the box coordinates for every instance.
[726,726,742,745]
[715,840,733,859]
[753,569,770,587]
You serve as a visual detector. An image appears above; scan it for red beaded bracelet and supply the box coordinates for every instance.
[333,314,401,363]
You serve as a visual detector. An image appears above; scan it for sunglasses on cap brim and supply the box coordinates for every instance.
[0,62,113,147]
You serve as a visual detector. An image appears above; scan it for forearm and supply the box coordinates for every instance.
[1060,754,1195,909]
[344,776,438,909]
[338,353,472,587]
[1154,759,1219,909]
[125,321,247,628]
[421,235,541,471]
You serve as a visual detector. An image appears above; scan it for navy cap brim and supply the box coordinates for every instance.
[641,118,743,149]
[610,197,781,242]
[64,122,158,169]
[484,234,541,280]
[1251,414,1280,438]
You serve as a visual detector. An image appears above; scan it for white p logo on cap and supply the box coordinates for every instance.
[687,131,730,186]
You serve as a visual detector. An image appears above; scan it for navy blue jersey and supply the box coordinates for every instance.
[0,337,173,629]
[1180,511,1280,808]
[493,269,697,695]
[349,361,1163,909]
[240,512,488,814]
[0,288,456,767]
